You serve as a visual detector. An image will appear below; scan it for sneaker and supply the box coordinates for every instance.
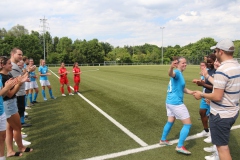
[159,140,172,145]
[62,94,66,96]
[74,92,78,94]
[44,98,47,101]
[204,136,212,143]
[32,101,38,103]
[69,93,74,95]
[175,146,191,155]
[205,152,219,160]
[15,139,31,146]
[22,134,28,139]
[204,145,217,153]
[51,96,57,99]
[196,130,210,137]
[29,103,34,106]
[25,106,31,109]
[25,112,28,116]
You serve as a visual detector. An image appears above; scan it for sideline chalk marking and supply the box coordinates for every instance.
[84,124,240,160]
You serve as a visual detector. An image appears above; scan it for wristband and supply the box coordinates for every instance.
[201,93,204,98]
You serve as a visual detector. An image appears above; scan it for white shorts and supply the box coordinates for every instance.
[25,82,30,90]
[30,81,38,89]
[40,80,50,87]
[0,113,6,131]
[166,103,190,120]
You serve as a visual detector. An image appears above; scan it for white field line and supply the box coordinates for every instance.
[81,69,99,72]
[49,69,148,147]
[84,124,240,160]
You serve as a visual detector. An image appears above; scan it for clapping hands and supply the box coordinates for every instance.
[4,78,18,90]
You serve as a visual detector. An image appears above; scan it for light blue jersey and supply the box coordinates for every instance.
[0,74,4,115]
[39,66,48,80]
[166,69,185,105]
[29,71,36,81]
[23,63,27,69]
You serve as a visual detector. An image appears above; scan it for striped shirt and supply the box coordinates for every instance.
[210,59,240,118]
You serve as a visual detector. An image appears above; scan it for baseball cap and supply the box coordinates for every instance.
[210,39,234,52]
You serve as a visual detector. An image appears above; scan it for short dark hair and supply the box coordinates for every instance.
[208,53,216,61]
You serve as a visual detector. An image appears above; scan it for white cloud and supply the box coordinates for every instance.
[0,0,239,47]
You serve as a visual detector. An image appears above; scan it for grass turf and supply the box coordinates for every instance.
[10,65,240,160]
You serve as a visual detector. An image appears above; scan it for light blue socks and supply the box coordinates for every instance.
[177,124,192,148]
[161,121,174,141]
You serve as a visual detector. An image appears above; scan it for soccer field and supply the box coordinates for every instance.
[17,65,240,160]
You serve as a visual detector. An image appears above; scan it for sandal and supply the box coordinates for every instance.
[7,152,22,157]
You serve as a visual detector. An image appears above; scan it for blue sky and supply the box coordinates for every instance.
[0,0,239,47]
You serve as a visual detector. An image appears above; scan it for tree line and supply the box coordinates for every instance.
[1,24,240,65]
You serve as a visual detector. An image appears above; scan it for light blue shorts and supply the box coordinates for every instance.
[3,98,18,118]
[200,98,210,115]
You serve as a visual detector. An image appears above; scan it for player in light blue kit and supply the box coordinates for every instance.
[38,59,56,101]
[28,58,39,104]
[159,57,194,155]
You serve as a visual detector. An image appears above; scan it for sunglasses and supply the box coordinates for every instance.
[0,56,9,64]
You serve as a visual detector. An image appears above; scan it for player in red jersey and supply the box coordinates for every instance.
[58,62,73,96]
[72,62,82,93]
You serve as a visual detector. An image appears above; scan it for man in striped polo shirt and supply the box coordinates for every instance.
[193,39,240,160]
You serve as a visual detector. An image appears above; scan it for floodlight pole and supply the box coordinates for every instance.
[160,27,165,65]
[40,16,47,61]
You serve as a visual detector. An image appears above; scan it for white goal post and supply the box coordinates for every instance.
[104,61,117,66]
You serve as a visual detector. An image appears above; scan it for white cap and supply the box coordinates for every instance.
[210,39,234,52]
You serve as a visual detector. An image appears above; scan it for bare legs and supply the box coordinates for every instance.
[6,113,32,157]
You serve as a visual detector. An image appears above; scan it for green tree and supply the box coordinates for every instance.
[56,37,72,54]
[0,28,7,39]
[52,36,59,52]
[100,42,113,56]
[7,24,29,37]
[85,39,104,63]
[70,49,86,64]
[47,52,59,64]
[12,34,42,62]
[112,48,132,63]
[0,35,15,55]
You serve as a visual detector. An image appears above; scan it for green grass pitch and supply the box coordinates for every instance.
[13,65,240,160]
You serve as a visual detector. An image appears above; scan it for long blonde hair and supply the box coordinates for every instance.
[39,59,44,66]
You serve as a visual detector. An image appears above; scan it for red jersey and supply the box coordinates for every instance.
[58,67,68,79]
[73,67,81,78]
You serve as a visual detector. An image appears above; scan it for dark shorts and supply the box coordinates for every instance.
[210,112,239,146]
[17,95,25,117]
